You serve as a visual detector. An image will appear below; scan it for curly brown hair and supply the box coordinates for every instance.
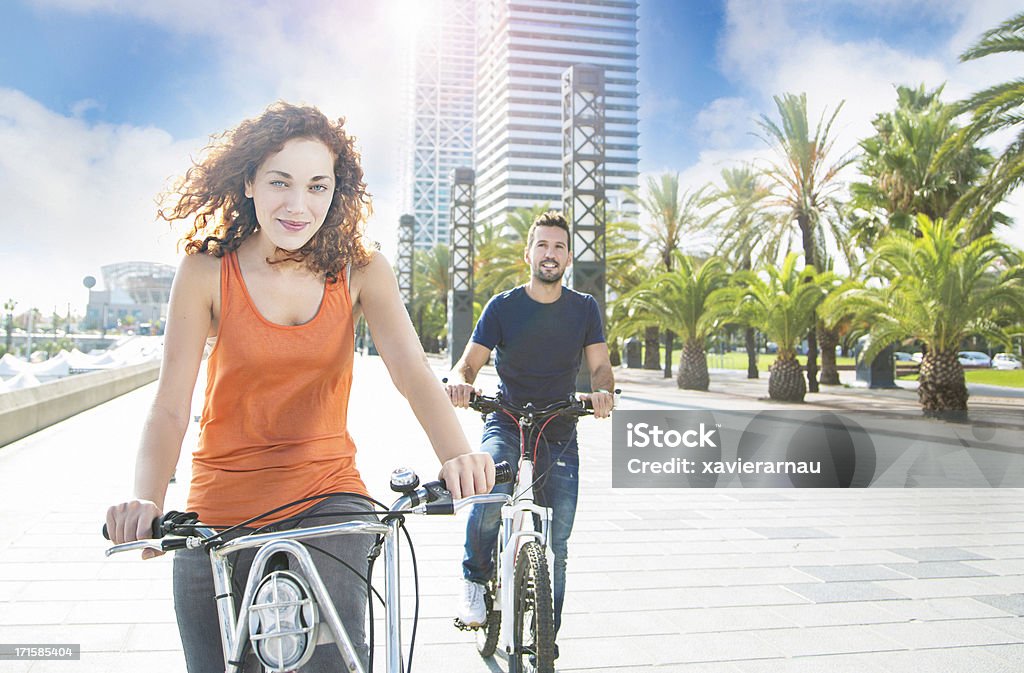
[160,101,373,281]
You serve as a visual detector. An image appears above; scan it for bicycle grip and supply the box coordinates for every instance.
[494,460,513,485]
[102,517,162,541]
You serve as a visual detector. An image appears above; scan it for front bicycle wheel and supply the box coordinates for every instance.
[510,541,554,673]
[476,546,501,657]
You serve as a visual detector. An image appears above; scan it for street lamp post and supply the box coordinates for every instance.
[3,298,15,354]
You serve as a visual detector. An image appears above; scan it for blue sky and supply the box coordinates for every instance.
[1,0,1022,313]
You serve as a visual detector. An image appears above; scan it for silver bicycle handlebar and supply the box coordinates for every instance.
[103,492,513,557]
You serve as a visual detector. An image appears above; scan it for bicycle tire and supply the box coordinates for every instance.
[510,541,554,673]
[476,546,501,657]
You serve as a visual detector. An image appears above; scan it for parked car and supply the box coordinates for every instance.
[957,351,992,367]
[992,353,1022,370]
[910,352,924,363]
[894,352,914,362]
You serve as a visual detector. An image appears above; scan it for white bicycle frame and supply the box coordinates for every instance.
[494,456,556,655]
[105,490,510,673]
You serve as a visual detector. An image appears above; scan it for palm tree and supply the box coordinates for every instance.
[626,173,706,377]
[756,93,855,393]
[822,215,1024,416]
[413,244,449,352]
[943,11,1024,229]
[851,84,1000,245]
[604,217,645,365]
[612,254,730,390]
[474,204,549,301]
[706,164,771,378]
[727,253,836,402]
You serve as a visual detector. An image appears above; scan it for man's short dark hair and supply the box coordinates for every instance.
[527,210,571,250]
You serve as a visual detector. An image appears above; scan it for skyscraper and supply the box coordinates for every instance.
[474,0,640,227]
[403,0,478,250]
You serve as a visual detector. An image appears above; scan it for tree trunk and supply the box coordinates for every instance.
[798,213,820,393]
[818,323,841,385]
[609,339,621,367]
[918,350,968,417]
[745,327,759,379]
[768,355,806,402]
[677,338,709,391]
[664,330,675,379]
[643,326,661,370]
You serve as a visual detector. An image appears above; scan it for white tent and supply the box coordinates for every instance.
[3,369,41,390]
[0,353,29,377]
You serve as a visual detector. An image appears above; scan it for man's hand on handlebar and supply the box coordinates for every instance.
[105,499,164,559]
[445,381,480,409]
[579,390,614,419]
[439,452,495,500]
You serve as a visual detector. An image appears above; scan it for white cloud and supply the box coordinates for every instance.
[694,97,758,149]
[0,89,200,312]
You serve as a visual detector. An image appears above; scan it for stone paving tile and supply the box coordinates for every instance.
[747,528,836,540]
[973,594,1024,617]
[567,586,808,613]
[599,566,816,590]
[882,561,997,579]
[658,606,799,634]
[782,582,904,604]
[794,564,908,582]
[751,624,903,658]
[981,643,1024,664]
[888,547,992,562]
[0,601,72,626]
[874,647,1019,673]
[980,616,1024,640]
[872,577,1002,600]
[29,651,186,673]
[0,562,106,582]
[768,601,901,628]
[965,559,1024,574]
[967,575,1024,594]
[64,599,175,625]
[730,652,891,673]
[15,579,160,603]
[875,596,1016,621]
[122,622,187,652]
[965,545,1024,560]
[865,618,1019,649]
[0,623,132,652]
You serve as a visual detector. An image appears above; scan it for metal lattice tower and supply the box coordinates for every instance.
[447,167,475,368]
[397,214,415,315]
[563,64,607,392]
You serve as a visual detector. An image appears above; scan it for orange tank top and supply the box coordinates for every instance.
[188,251,367,526]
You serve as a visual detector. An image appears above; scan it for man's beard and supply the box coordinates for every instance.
[533,264,565,284]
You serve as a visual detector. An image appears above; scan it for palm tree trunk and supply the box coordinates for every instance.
[677,338,709,390]
[918,350,968,417]
[745,327,759,379]
[644,326,661,370]
[664,330,675,379]
[609,339,621,367]
[769,355,807,402]
[818,324,840,385]
[798,214,820,393]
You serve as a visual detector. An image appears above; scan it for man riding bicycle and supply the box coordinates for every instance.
[445,210,615,660]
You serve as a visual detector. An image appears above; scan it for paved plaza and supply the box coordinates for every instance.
[0,355,1022,672]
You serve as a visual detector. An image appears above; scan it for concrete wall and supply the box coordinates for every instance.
[0,362,160,448]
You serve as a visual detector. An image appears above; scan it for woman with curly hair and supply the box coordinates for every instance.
[105,102,494,672]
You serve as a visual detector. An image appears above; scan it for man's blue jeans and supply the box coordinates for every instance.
[463,420,579,636]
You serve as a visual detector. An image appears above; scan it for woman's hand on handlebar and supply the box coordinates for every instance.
[439,452,495,500]
[445,381,480,409]
[579,390,614,419]
[105,499,164,559]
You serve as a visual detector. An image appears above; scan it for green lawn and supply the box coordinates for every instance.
[897,369,1024,388]
[671,350,855,370]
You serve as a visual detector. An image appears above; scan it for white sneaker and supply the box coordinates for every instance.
[456,579,486,626]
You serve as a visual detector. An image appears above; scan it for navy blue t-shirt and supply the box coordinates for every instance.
[471,285,605,440]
